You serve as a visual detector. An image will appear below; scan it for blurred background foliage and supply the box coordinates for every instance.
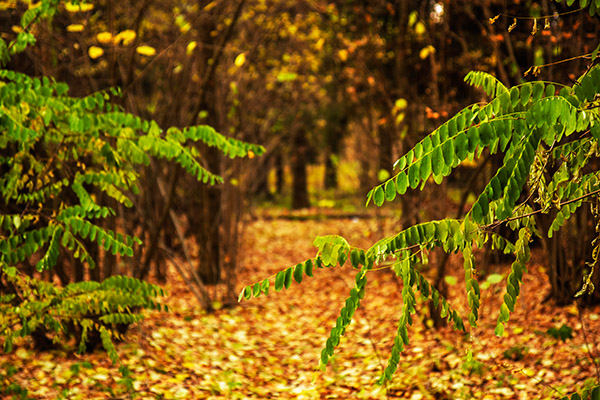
[1,0,599,309]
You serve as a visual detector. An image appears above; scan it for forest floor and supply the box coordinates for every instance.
[3,207,600,399]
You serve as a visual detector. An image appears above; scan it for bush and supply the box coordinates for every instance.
[0,0,263,362]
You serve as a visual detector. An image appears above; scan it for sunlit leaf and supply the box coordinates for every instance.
[96,32,113,44]
[373,186,384,206]
[88,46,104,59]
[66,24,85,33]
[234,52,246,67]
[277,72,297,82]
[65,2,94,12]
[186,41,197,56]
[136,45,156,56]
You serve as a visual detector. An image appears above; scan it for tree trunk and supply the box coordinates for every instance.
[537,206,599,306]
[197,147,222,284]
[275,153,284,195]
[291,129,310,209]
[324,153,337,190]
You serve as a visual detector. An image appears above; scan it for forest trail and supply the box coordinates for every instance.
[4,213,600,399]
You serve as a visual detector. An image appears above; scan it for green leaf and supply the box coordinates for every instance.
[252,282,261,297]
[431,146,444,176]
[293,263,303,283]
[521,83,532,105]
[373,186,385,206]
[260,279,269,296]
[471,202,483,223]
[365,189,374,207]
[284,267,293,289]
[13,215,21,230]
[593,43,600,61]
[486,273,504,284]
[441,140,455,167]
[455,131,468,160]
[444,275,458,286]
[408,162,420,189]
[396,172,409,195]
[420,153,432,181]
[467,126,480,153]
[384,180,396,201]
[274,271,285,291]
[495,323,504,337]
[510,86,520,108]
[479,122,493,146]
[304,259,314,277]
[532,81,544,103]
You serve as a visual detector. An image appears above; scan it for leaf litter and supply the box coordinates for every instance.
[2,210,600,399]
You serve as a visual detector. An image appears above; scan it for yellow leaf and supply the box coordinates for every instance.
[65,2,94,12]
[135,45,156,57]
[88,46,104,59]
[419,45,435,60]
[136,45,156,56]
[186,41,197,56]
[96,32,112,44]
[66,24,84,33]
[338,49,348,62]
[315,38,325,51]
[11,25,22,33]
[234,52,246,67]
[415,21,426,35]
[394,98,408,111]
[114,29,136,45]
[247,150,255,159]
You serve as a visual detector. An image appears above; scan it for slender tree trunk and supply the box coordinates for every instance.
[324,153,338,190]
[197,147,222,284]
[291,129,310,209]
[275,154,284,195]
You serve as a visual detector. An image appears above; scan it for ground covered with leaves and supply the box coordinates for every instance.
[2,210,600,399]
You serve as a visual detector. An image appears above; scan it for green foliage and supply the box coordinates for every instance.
[547,323,574,342]
[0,362,32,400]
[561,385,600,400]
[0,0,264,365]
[233,1,600,397]
[240,58,600,397]
[0,271,164,362]
[503,344,528,361]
